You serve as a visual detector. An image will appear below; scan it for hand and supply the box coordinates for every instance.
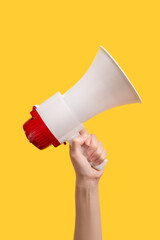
[69,128,107,182]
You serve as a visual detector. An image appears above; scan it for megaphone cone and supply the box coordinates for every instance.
[63,46,141,123]
[23,46,141,150]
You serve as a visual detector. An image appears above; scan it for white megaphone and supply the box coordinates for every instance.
[23,46,141,169]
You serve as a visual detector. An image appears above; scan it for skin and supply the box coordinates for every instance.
[69,128,107,240]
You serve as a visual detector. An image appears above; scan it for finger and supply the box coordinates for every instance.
[85,134,91,146]
[90,141,103,161]
[93,149,107,166]
[86,134,98,156]
[71,134,88,154]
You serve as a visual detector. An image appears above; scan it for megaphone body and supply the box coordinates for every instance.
[23,46,141,152]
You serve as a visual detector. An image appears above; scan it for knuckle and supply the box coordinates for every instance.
[101,155,105,161]
[98,156,104,164]
[91,134,97,142]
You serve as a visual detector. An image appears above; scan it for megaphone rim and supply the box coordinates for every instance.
[99,46,142,103]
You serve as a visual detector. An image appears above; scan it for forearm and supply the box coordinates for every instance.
[74,177,102,240]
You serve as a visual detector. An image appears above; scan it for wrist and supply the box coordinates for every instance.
[76,175,99,189]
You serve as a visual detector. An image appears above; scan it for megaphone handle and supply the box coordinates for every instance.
[68,134,107,171]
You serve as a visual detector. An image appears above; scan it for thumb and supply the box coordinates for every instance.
[79,128,91,146]
[79,128,89,136]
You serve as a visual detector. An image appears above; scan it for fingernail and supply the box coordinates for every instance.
[91,156,96,161]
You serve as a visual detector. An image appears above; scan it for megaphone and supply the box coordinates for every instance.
[23,46,141,154]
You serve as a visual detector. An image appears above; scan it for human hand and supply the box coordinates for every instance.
[69,128,107,183]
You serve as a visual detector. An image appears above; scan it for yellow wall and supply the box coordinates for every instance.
[0,1,160,239]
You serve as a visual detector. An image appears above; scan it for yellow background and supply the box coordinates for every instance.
[0,0,160,239]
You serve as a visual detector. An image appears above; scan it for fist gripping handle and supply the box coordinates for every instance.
[68,133,108,171]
